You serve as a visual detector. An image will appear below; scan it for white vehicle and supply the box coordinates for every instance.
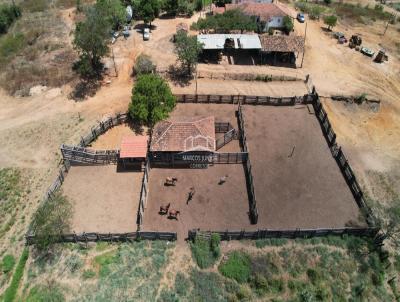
[143,28,150,41]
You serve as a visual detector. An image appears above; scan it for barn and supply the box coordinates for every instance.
[150,116,216,168]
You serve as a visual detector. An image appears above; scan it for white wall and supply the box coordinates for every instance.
[263,16,285,31]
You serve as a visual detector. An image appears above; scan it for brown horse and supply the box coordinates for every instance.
[168,209,180,220]
[159,203,170,215]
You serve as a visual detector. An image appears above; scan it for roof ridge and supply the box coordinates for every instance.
[154,121,172,145]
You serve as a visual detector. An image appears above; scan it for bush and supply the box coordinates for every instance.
[175,272,190,297]
[82,269,96,279]
[282,16,293,34]
[219,251,251,283]
[0,4,21,34]
[3,248,29,302]
[1,254,16,273]
[190,234,221,269]
[133,54,156,76]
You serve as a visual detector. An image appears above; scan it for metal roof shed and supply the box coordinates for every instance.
[197,34,262,50]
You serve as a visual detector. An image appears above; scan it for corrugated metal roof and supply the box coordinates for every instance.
[198,34,262,50]
[120,136,148,158]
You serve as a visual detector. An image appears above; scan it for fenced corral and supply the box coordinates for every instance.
[215,122,234,133]
[312,95,376,226]
[216,128,238,150]
[44,160,71,201]
[26,231,177,244]
[61,145,119,165]
[237,104,258,224]
[212,152,248,164]
[79,113,129,147]
[137,159,150,226]
[188,227,378,241]
[175,94,313,106]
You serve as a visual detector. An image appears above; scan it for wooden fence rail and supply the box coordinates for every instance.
[137,159,150,226]
[26,231,177,244]
[61,144,119,164]
[188,227,378,241]
[212,152,248,164]
[175,94,313,106]
[79,113,129,147]
[216,128,237,150]
[237,104,258,224]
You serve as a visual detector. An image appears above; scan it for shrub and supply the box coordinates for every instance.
[306,268,321,285]
[282,16,294,34]
[0,4,21,34]
[82,269,96,279]
[1,254,16,273]
[190,270,225,301]
[133,54,156,76]
[3,248,29,302]
[175,272,190,297]
[323,15,338,30]
[65,255,83,273]
[219,251,251,283]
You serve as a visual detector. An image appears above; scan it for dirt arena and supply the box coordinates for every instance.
[242,105,366,229]
[141,164,253,241]
[62,165,142,233]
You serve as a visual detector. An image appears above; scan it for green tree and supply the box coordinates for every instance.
[324,15,338,30]
[139,0,160,26]
[282,15,294,34]
[374,199,400,248]
[324,0,332,5]
[163,0,178,15]
[95,0,126,30]
[73,7,111,78]
[129,74,175,125]
[174,31,203,75]
[31,192,72,251]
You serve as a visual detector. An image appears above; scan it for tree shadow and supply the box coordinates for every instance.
[167,64,193,87]
[133,23,157,32]
[69,80,101,101]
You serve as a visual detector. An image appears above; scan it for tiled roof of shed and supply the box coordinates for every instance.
[120,136,148,158]
[150,116,216,152]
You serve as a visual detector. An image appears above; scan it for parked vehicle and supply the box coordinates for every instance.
[297,13,305,23]
[361,47,375,57]
[143,28,150,41]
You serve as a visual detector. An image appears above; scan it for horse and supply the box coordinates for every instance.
[219,175,229,185]
[165,177,178,186]
[159,203,170,215]
[168,210,180,220]
[187,187,196,205]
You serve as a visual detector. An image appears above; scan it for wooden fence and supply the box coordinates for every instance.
[216,128,237,150]
[175,94,313,106]
[311,93,376,227]
[212,152,248,164]
[79,113,129,147]
[188,227,378,241]
[61,144,119,164]
[137,159,150,226]
[26,231,177,244]
[237,104,258,224]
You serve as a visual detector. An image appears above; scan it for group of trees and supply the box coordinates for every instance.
[163,0,204,17]
[73,0,126,79]
[0,4,21,34]
[191,9,257,33]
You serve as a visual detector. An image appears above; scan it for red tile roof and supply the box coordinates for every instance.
[150,116,216,152]
[120,136,148,158]
[225,3,289,21]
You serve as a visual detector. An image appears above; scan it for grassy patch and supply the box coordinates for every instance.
[190,233,221,269]
[3,248,29,302]
[219,251,251,283]
[332,3,392,24]
[25,283,65,302]
[1,254,16,274]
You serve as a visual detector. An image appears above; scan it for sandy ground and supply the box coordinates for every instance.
[142,165,252,242]
[90,124,138,149]
[62,165,142,233]
[243,105,365,229]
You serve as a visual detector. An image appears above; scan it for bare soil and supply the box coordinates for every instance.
[90,124,143,150]
[242,105,365,229]
[62,165,142,233]
[142,164,252,242]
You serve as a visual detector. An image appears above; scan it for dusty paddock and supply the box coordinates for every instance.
[242,105,366,229]
[62,165,142,233]
[141,165,253,241]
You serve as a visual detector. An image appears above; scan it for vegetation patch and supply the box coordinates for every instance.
[1,255,16,274]
[3,248,29,302]
[190,233,221,269]
[25,282,65,302]
[218,251,251,283]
